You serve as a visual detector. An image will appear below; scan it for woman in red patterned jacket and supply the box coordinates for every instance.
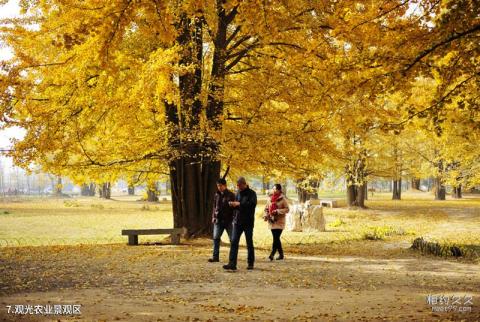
[264,184,289,260]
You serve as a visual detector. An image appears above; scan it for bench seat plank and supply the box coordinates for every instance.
[121,228,183,245]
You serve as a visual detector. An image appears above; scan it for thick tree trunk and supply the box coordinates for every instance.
[169,156,220,237]
[364,181,368,200]
[452,185,462,199]
[128,185,135,195]
[346,184,356,207]
[164,5,233,238]
[392,179,402,200]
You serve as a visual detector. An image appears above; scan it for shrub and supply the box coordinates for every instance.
[63,200,80,207]
[90,203,105,210]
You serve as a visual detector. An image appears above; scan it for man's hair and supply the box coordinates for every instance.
[237,177,247,184]
[217,178,227,185]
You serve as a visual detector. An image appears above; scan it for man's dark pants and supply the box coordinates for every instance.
[228,224,254,267]
[212,220,232,259]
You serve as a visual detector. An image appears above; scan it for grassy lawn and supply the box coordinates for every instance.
[0,192,479,259]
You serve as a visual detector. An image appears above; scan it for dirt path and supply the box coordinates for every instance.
[0,243,479,321]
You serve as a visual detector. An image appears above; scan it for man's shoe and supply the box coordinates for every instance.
[247,264,254,270]
[223,264,237,270]
[208,258,219,263]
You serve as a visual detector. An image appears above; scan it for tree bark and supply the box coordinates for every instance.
[392,179,402,200]
[146,183,158,202]
[128,185,135,195]
[345,155,367,208]
[55,176,62,195]
[452,185,462,199]
[81,184,89,196]
[411,178,421,190]
[296,179,319,203]
[165,8,230,237]
[364,181,368,200]
[434,177,446,200]
[262,176,270,195]
[99,182,111,199]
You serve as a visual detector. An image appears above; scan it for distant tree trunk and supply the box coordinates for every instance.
[146,183,159,202]
[55,176,62,195]
[262,176,270,195]
[81,183,96,196]
[296,179,319,203]
[434,178,446,200]
[88,183,96,196]
[99,182,111,199]
[128,185,135,195]
[411,178,421,190]
[81,184,89,196]
[452,185,462,199]
[364,181,368,200]
[281,179,288,196]
[392,179,402,200]
[345,155,367,208]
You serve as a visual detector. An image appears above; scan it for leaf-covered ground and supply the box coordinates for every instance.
[0,241,479,321]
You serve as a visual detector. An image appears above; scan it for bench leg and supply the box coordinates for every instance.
[128,235,138,245]
[171,233,180,245]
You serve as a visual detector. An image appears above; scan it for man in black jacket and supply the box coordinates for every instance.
[223,177,257,271]
[208,178,236,263]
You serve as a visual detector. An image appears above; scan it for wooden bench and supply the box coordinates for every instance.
[319,199,338,208]
[121,228,183,245]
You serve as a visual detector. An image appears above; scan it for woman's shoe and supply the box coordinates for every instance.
[276,254,284,260]
[268,255,274,261]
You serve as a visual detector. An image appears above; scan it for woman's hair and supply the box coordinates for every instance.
[273,183,282,191]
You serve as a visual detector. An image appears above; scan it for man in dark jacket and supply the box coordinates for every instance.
[223,177,257,270]
[208,178,235,263]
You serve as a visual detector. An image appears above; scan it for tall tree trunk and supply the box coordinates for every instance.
[392,179,402,200]
[165,8,231,237]
[364,181,368,200]
[128,185,135,195]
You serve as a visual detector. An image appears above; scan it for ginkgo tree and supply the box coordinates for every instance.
[1,0,478,236]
